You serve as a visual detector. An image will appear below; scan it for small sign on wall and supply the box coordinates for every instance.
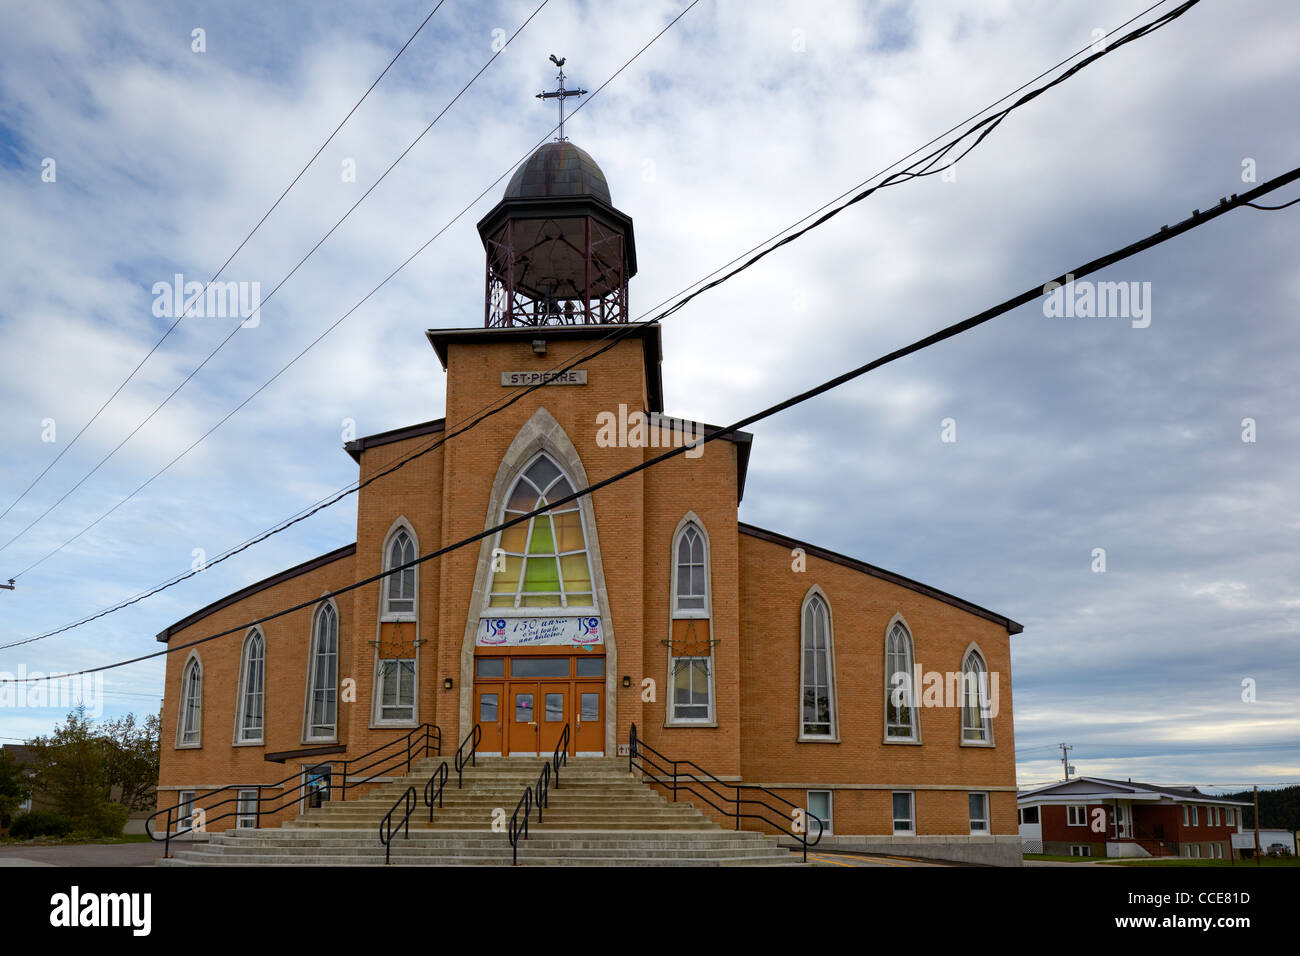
[617,744,630,756]
[501,369,587,387]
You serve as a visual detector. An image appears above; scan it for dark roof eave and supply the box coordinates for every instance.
[738,523,1023,634]
[155,543,357,643]
[345,418,447,463]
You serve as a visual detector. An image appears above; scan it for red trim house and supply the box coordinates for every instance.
[1017,777,1249,859]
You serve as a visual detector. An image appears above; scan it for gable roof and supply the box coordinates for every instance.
[1017,776,1250,806]
[739,523,1022,634]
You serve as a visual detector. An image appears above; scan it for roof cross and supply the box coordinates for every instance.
[536,55,586,142]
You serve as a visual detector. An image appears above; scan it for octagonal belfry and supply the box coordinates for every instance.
[476,140,637,328]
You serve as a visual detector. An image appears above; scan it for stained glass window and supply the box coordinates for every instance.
[488,455,594,609]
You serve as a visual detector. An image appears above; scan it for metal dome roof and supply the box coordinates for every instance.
[503,141,611,205]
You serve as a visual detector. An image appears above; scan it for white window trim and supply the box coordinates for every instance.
[372,518,420,727]
[175,652,203,749]
[233,628,265,746]
[236,789,259,829]
[797,586,839,743]
[807,790,833,837]
[969,791,990,834]
[1070,844,1091,858]
[176,790,196,832]
[1067,804,1087,827]
[303,598,340,744]
[892,790,915,835]
[882,613,921,744]
[958,642,995,747]
[666,513,716,726]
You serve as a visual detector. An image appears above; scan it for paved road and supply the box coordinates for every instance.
[805,850,951,867]
[0,842,164,867]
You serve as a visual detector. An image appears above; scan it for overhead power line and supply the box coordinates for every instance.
[0,0,692,584]
[0,0,551,562]
[5,160,1296,684]
[0,0,1200,647]
[0,0,448,528]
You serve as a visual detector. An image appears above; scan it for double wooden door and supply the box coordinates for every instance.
[474,679,603,755]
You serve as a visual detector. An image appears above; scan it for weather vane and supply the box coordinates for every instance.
[536,54,586,142]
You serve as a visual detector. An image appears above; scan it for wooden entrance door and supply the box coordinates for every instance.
[509,684,540,756]
[475,684,503,754]
[538,683,569,756]
[574,687,602,754]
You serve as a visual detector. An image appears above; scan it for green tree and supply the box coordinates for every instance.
[25,704,111,829]
[101,711,159,812]
[0,748,33,827]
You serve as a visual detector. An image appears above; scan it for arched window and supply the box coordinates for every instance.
[800,592,837,739]
[668,518,712,722]
[487,454,594,609]
[236,630,265,743]
[960,647,993,743]
[384,528,416,617]
[673,523,708,615]
[179,655,202,746]
[306,603,338,741]
[885,620,916,741]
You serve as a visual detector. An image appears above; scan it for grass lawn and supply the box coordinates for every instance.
[1023,853,1101,862]
[1098,856,1300,867]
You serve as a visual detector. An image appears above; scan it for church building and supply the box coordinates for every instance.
[155,129,1025,865]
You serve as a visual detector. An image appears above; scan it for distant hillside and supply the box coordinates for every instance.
[1220,785,1300,830]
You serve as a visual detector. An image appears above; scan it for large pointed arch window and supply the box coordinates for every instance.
[668,519,713,722]
[487,455,594,610]
[306,603,338,741]
[885,620,917,741]
[800,593,837,740]
[178,655,202,747]
[236,630,265,743]
[384,529,416,618]
[960,647,993,744]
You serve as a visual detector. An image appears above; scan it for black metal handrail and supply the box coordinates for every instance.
[628,723,824,862]
[509,785,533,866]
[379,786,417,864]
[507,723,569,865]
[146,722,441,858]
[454,723,482,787]
[423,761,450,823]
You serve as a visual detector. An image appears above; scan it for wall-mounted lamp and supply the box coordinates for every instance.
[532,338,547,355]
[443,677,454,691]
[622,675,632,688]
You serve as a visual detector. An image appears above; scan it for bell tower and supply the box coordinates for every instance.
[476,59,637,328]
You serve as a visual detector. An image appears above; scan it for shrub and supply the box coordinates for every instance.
[8,810,74,839]
[83,802,129,838]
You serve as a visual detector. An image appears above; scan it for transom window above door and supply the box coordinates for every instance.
[487,455,596,610]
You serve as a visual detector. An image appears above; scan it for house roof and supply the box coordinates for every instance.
[1017,776,1251,806]
[739,523,1022,634]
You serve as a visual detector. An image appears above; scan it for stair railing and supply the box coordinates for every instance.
[628,722,824,862]
[379,786,418,864]
[507,723,569,865]
[424,724,482,825]
[454,723,482,787]
[146,722,442,859]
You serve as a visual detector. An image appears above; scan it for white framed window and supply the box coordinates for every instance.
[1020,806,1039,824]
[486,454,595,611]
[969,792,989,833]
[1192,843,1201,858]
[235,629,265,744]
[305,602,339,741]
[383,527,417,618]
[959,646,993,744]
[671,659,710,721]
[1190,806,1199,826]
[1183,844,1192,858]
[1070,845,1091,858]
[236,789,258,829]
[892,791,914,834]
[377,659,416,723]
[177,654,203,747]
[1182,805,1189,826]
[799,590,837,740]
[1226,808,1235,826]
[808,790,832,837]
[672,522,708,615]
[1067,805,1087,827]
[884,618,917,741]
[176,790,196,831]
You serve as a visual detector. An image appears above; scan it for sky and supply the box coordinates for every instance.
[0,0,1296,794]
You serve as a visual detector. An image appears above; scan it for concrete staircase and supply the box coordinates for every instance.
[159,756,799,866]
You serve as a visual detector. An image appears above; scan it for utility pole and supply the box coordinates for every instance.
[1059,743,1073,780]
[1253,785,1261,866]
